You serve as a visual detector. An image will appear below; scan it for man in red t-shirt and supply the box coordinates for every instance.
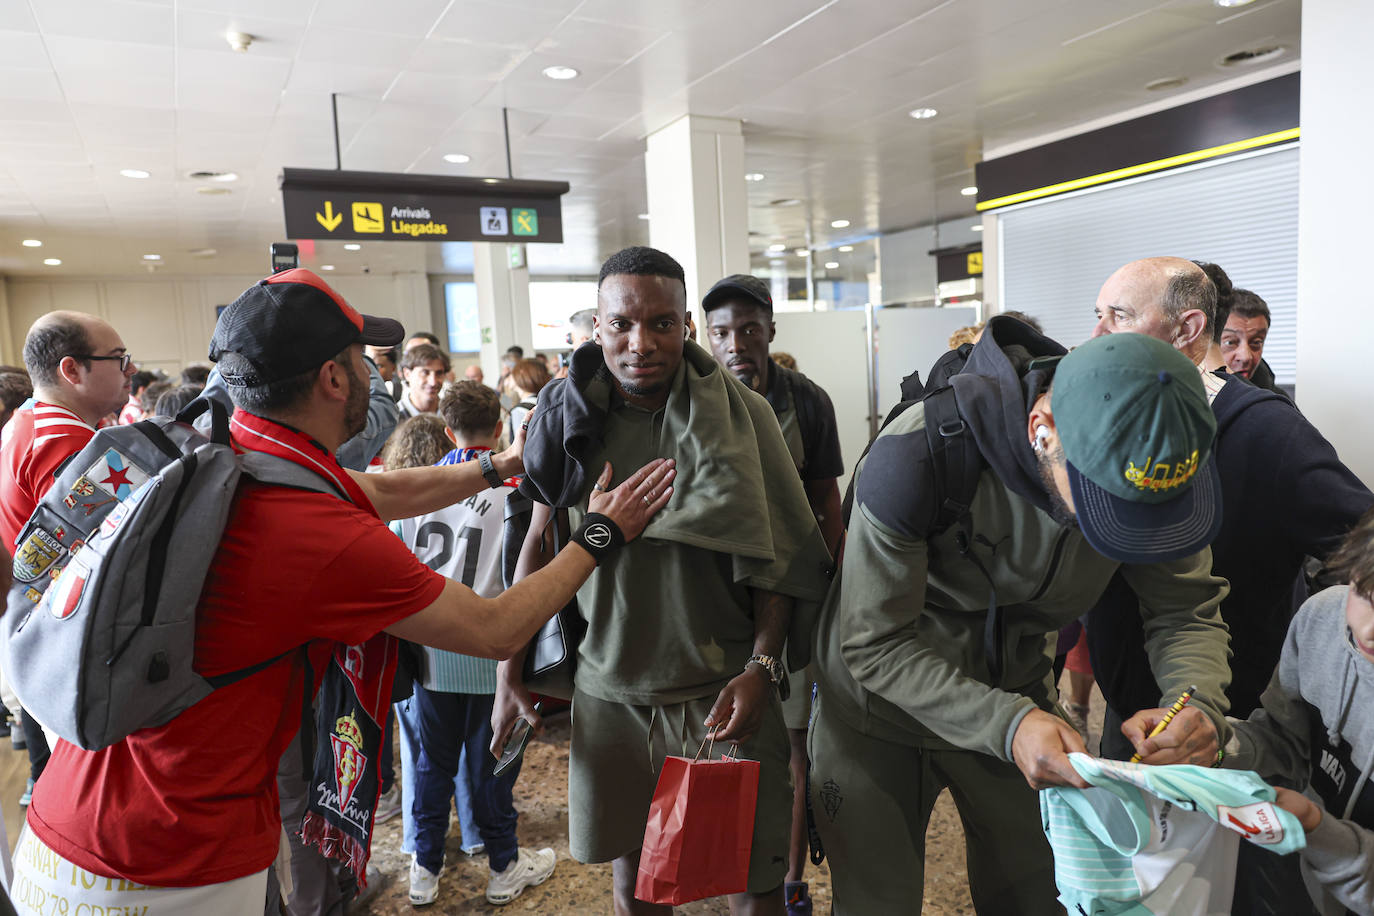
[10,270,676,914]
[0,311,136,551]
[0,311,135,814]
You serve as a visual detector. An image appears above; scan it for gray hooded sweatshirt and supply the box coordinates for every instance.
[1228,585,1374,915]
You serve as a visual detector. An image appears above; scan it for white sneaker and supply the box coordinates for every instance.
[375,784,402,823]
[408,856,443,907]
[486,847,556,905]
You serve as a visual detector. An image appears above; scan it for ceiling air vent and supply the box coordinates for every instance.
[1145,77,1189,92]
[1220,45,1286,67]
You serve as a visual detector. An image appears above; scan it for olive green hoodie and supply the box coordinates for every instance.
[813,317,1232,761]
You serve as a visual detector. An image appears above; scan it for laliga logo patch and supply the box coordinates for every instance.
[1217,801,1285,845]
[584,523,612,549]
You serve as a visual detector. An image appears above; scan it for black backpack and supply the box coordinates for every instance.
[838,339,1061,686]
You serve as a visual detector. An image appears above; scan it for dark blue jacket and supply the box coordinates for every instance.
[1089,373,1373,721]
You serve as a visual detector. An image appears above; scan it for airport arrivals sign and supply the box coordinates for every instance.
[280,168,570,243]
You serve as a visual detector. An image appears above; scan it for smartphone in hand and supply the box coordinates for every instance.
[494,702,541,777]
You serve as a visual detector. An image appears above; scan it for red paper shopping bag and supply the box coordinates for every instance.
[634,739,761,906]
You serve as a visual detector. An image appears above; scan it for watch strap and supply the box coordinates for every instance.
[477,449,503,488]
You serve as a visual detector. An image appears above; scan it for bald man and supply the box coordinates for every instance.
[1087,257,1373,915]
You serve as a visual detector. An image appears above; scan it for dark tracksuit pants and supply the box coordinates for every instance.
[411,686,521,875]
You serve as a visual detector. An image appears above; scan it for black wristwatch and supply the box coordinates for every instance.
[477,449,503,488]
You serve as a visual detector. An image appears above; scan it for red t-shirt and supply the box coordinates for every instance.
[25,419,446,886]
[0,401,95,548]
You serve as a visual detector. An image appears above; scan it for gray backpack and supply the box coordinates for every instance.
[2,399,340,750]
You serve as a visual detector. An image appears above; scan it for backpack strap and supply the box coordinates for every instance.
[175,397,231,445]
[239,452,348,501]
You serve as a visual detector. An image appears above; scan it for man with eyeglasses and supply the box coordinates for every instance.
[0,311,136,811]
[0,311,136,558]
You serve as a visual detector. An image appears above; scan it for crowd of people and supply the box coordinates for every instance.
[0,248,1368,916]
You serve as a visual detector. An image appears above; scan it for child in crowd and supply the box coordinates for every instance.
[387,386,557,907]
[1227,506,1374,915]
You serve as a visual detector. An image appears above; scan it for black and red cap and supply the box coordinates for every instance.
[209,268,405,386]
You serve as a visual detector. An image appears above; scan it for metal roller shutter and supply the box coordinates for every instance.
[997,144,1298,383]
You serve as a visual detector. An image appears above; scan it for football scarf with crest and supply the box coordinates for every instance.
[229,411,397,885]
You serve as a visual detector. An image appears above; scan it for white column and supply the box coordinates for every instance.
[1297,0,1374,488]
[473,243,532,384]
[644,115,750,328]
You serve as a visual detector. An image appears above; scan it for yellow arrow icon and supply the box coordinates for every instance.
[316,201,343,232]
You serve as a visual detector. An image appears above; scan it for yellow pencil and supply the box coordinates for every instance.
[1129,685,1197,764]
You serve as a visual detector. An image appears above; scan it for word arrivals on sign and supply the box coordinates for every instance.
[280,168,569,244]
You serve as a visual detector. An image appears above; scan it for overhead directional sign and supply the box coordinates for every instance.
[280,168,570,244]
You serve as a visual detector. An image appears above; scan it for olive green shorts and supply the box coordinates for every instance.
[568,686,793,895]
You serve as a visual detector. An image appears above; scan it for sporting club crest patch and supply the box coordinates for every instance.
[83,449,149,502]
[330,710,369,825]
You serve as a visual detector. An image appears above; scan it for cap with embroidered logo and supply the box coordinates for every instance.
[1051,333,1220,565]
[209,268,404,386]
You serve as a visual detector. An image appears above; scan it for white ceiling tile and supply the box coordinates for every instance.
[406,37,527,79]
[431,1,571,49]
[296,27,421,70]
[383,73,497,117]
[534,18,667,64]
[178,0,317,24]
[47,36,173,77]
[0,29,50,69]
[0,69,64,102]
[31,0,172,45]
[282,61,399,98]
[310,0,454,38]
[63,72,177,109]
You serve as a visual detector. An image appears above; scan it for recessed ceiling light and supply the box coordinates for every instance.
[794,248,808,257]
[744,172,765,182]
[542,65,579,80]
[838,245,853,252]
[482,178,501,184]
[142,254,161,261]
[43,258,61,266]
[21,239,41,247]
[443,153,471,164]
[1214,0,1257,6]
[196,186,231,196]
[321,265,335,271]
[1220,45,1286,67]
[344,243,361,250]
[908,107,938,120]
[824,261,839,269]
[960,186,978,196]
[119,168,150,179]
[830,219,850,228]
[768,243,787,252]
[971,225,984,232]
[1145,77,1189,92]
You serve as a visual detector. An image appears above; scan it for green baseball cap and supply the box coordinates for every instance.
[1051,334,1221,564]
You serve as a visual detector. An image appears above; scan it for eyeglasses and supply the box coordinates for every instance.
[73,353,132,372]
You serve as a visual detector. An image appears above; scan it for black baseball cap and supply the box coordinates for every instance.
[702,274,773,313]
[209,268,405,386]
[1052,334,1221,565]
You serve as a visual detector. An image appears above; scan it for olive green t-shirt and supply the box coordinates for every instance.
[570,399,762,706]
